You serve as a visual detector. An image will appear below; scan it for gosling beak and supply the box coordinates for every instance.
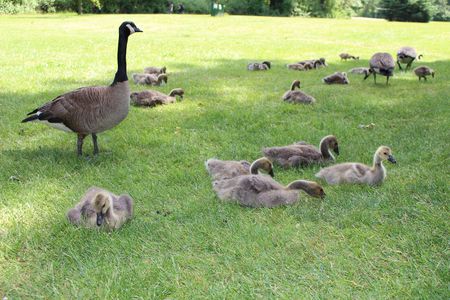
[321,193,326,199]
[269,169,275,177]
[387,155,397,164]
[334,147,340,155]
[96,212,104,226]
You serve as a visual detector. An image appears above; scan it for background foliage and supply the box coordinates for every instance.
[1,0,449,21]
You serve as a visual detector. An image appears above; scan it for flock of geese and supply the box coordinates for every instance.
[19,21,432,230]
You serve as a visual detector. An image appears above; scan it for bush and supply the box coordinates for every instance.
[380,0,432,22]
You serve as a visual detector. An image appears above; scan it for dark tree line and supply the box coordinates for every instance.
[1,0,449,22]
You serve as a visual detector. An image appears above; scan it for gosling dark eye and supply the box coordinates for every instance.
[384,153,388,155]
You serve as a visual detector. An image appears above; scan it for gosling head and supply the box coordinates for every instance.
[92,192,112,227]
[250,157,274,177]
[376,146,396,164]
[323,135,339,155]
[262,61,271,69]
[287,180,326,199]
[169,88,184,99]
[292,80,301,90]
[130,92,139,103]
[158,74,168,84]
[161,66,167,74]
[319,58,327,66]
[341,72,349,84]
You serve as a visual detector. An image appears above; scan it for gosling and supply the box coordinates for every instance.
[205,157,274,181]
[130,88,184,107]
[144,66,166,75]
[315,146,396,185]
[67,187,133,230]
[414,66,435,81]
[247,61,271,71]
[132,73,168,86]
[339,53,359,60]
[282,80,316,104]
[322,72,349,84]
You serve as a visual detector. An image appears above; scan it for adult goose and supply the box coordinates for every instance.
[21,21,142,156]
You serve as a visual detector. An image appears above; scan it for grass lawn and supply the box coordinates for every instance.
[0,13,449,298]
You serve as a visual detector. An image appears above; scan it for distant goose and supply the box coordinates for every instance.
[247,61,271,71]
[364,52,395,85]
[282,80,315,104]
[130,88,184,107]
[205,157,274,181]
[414,66,435,81]
[339,53,359,60]
[322,72,349,84]
[213,176,325,208]
[144,66,166,75]
[21,22,142,156]
[397,47,422,71]
[67,186,133,230]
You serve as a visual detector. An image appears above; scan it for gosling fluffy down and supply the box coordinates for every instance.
[212,175,325,208]
[130,88,184,107]
[144,66,166,75]
[322,72,349,84]
[282,80,315,104]
[205,157,274,181]
[67,187,133,230]
[315,146,396,185]
[132,73,168,86]
[414,66,435,81]
[247,61,271,71]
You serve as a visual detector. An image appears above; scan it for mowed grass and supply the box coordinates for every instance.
[0,14,449,298]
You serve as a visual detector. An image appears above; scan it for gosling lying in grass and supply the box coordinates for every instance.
[263,135,339,168]
[213,176,325,208]
[322,72,349,84]
[205,157,274,181]
[282,80,316,104]
[247,61,271,71]
[67,187,133,230]
[349,67,370,76]
[144,66,166,75]
[132,73,168,86]
[130,88,184,107]
[315,146,396,185]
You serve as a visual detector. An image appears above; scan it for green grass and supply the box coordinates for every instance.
[0,13,449,299]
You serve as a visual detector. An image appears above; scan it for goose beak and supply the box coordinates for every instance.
[135,27,143,33]
[387,155,397,164]
[334,146,340,155]
[96,212,104,226]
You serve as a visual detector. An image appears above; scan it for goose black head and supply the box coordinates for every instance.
[120,21,143,36]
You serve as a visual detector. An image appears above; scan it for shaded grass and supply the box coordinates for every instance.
[0,14,449,298]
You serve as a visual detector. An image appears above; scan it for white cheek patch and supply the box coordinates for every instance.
[126,24,135,34]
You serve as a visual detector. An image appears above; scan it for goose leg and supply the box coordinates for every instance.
[77,134,86,156]
[92,134,99,155]
[397,60,402,70]
[386,76,390,85]
[424,76,427,81]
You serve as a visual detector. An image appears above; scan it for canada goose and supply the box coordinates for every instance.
[213,175,325,208]
[339,53,359,60]
[247,61,271,71]
[67,187,133,230]
[21,22,142,156]
[414,66,435,81]
[282,80,315,104]
[397,47,422,71]
[205,157,274,181]
[132,73,168,86]
[144,66,166,75]
[263,135,339,169]
[130,88,184,107]
[364,52,395,85]
[315,146,396,185]
[322,72,349,84]
[349,67,371,76]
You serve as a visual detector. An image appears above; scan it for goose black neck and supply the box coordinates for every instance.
[112,30,128,85]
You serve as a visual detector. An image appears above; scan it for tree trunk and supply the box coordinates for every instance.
[77,0,83,15]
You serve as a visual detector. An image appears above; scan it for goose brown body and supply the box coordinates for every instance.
[67,186,134,230]
[397,47,422,70]
[212,176,325,208]
[364,52,395,85]
[263,135,339,168]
